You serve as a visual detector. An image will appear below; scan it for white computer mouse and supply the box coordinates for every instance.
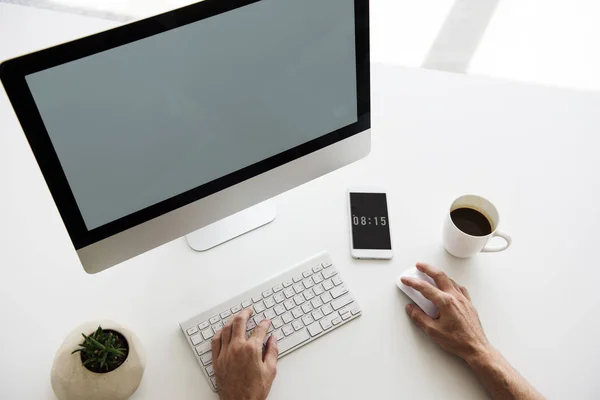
[396,267,439,318]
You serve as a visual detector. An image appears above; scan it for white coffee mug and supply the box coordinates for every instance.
[443,195,512,258]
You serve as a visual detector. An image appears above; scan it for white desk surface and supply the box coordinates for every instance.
[2,5,600,400]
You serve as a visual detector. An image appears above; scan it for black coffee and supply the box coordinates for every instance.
[450,207,492,236]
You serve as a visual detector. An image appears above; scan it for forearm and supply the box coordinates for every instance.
[466,346,544,400]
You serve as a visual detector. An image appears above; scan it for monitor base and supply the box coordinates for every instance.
[185,201,276,251]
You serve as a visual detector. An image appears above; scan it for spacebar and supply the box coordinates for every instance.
[277,329,310,355]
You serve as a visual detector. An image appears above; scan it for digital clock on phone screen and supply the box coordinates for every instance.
[351,215,387,227]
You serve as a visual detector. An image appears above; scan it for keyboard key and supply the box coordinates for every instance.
[302,270,313,278]
[332,275,343,286]
[332,294,354,311]
[321,304,333,315]
[282,280,293,288]
[272,316,283,328]
[196,341,211,356]
[302,289,315,301]
[293,295,305,306]
[313,284,325,296]
[246,319,257,331]
[339,304,354,315]
[230,305,242,313]
[209,315,220,325]
[307,322,323,337]
[352,306,362,315]
[341,312,352,320]
[273,329,284,341]
[274,292,285,303]
[322,268,337,279]
[284,299,295,310]
[322,279,334,291]
[302,315,314,325]
[339,304,355,316]
[252,295,263,303]
[187,326,199,336]
[278,329,310,353]
[273,284,283,292]
[330,283,348,299]
[292,307,303,319]
[283,288,295,299]
[242,300,252,308]
[274,304,286,315]
[200,352,213,366]
[301,302,313,313]
[262,289,273,298]
[253,313,265,325]
[190,333,203,345]
[293,276,303,283]
[311,298,323,309]
[292,319,304,331]
[293,283,305,294]
[320,318,332,330]
[212,322,224,333]
[312,272,324,284]
[264,309,276,320]
[210,377,218,389]
[312,310,324,320]
[206,365,214,377]
[312,264,323,273]
[322,261,333,268]
[332,317,342,325]
[302,278,314,289]
[282,312,294,324]
[268,324,274,333]
[264,297,276,308]
[220,310,231,319]
[198,321,210,330]
[254,301,266,313]
[321,292,333,303]
[282,324,294,336]
[201,329,214,340]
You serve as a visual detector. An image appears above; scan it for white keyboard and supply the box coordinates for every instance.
[179,252,362,392]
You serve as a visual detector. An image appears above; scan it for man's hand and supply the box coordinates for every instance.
[401,262,489,362]
[402,263,545,399]
[211,308,278,400]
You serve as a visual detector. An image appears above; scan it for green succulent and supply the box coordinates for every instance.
[72,326,128,372]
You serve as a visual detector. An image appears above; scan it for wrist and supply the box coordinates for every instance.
[464,343,496,368]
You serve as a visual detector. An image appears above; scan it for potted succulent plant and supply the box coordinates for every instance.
[51,320,145,400]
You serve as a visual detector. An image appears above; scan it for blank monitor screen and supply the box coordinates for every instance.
[24,0,358,231]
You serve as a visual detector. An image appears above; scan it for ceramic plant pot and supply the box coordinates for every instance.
[51,320,145,400]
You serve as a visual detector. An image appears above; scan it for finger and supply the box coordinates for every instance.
[232,309,252,340]
[401,276,446,307]
[211,329,222,360]
[221,322,233,347]
[405,304,436,333]
[416,262,453,291]
[263,335,279,370]
[449,280,462,295]
[250,319,271,344]
[459,285,471,300]
[448,277,472,301]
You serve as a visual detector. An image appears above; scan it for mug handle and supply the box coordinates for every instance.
[482,230,512,252]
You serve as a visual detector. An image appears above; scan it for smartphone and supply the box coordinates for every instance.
[348,187,393,259]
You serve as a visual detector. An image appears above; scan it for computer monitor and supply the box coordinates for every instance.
[0,0,370,274]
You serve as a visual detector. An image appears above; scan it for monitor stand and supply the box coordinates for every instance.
[185,201,277,251]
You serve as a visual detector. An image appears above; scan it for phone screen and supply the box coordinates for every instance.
[349,192,392,250]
